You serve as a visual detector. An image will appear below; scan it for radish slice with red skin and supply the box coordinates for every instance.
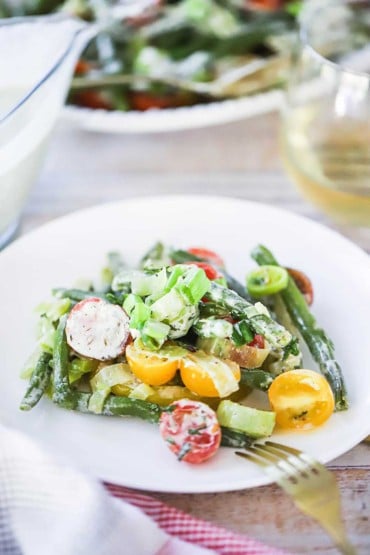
[66,297,130,361]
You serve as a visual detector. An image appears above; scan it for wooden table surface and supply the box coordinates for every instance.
[19,112,370,555]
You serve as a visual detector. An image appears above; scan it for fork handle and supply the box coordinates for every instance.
[323,523,357,555]
[335,542,357,555]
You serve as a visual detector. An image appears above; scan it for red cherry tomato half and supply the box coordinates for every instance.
[129,91,194,111]
[72,91,113,110]
[186,261,222,280]
[159,400,221,464]
[74,59,92,76]
[247,0,282,11]
[248,334,265,349]
[187,247,225,268]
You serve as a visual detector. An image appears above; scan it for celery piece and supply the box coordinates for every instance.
[123,293,141,315]
[88,389,111,414]
[176,266,210,305]
[69,358,98,384]
[165,265,187,292]
[150,289,186,321]
[217,400,275,438]
[36,298,71,322]
[89,363,137,414]
[131,268,167,297]
[124,294,151,329]
[37,316,56,353]
[140,320,170,350]
[129,383,155,401]
[90,363,134,392]
[142,319,170,340]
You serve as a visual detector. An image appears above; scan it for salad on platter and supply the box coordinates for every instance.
[20,243,348,465]
[1,0,301,112]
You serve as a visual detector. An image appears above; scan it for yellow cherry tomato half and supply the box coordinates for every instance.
[268,369,334,430]
[180,351,240,398]
[125,343,181,386]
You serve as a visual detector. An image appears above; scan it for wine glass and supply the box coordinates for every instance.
[280,0,370,237]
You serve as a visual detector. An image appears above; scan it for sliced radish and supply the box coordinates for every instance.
[66,297,129,361]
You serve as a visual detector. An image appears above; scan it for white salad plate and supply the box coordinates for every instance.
[62,90,282,133]
[1,195,370,493]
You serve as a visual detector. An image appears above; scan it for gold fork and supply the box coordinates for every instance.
[236,441,357,555]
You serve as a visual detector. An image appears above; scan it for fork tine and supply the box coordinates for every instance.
[255,443,311,477]
[265,441,327,476]
[236,446,302,485]
[264,440,301,456]
[235,450,269,467]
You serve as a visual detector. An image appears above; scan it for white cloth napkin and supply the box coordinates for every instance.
[0,425,214,555]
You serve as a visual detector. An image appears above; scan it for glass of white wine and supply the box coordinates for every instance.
[281,0,370,233]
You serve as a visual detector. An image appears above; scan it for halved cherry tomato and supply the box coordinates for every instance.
[159,400,221,463]
[129,91,194,111]
[125,343,182,386]
[180,351,240,398]
[249,334,265,349]
[74,59,92,76]
[229,342,269,368]
[187,247,225,268]
[72,91,113,110]
[287,268,314,306]
[247,0,282,11]
[268,369,334,430]
[186,261,222,280]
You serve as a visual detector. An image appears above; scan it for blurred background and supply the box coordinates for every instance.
[0,0,369,248]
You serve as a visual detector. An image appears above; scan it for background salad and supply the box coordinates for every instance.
[0,0,301,111]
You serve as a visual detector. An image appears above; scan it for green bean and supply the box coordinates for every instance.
[103,396,161,423]
[48,385,162,423]
[52,315,76,409]
[19,352,52,410]
[240,368,274,392]
[252,245,348,411]
[220,426,254,449]
[204,282,291,348]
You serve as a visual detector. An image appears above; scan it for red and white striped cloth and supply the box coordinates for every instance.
[0,424,290,555]
[106,484,289,555]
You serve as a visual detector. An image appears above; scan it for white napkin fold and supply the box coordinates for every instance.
[0,425,214,555]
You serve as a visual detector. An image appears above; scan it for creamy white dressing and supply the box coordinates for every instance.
[184,353,239,397]
[197,318,232,338]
